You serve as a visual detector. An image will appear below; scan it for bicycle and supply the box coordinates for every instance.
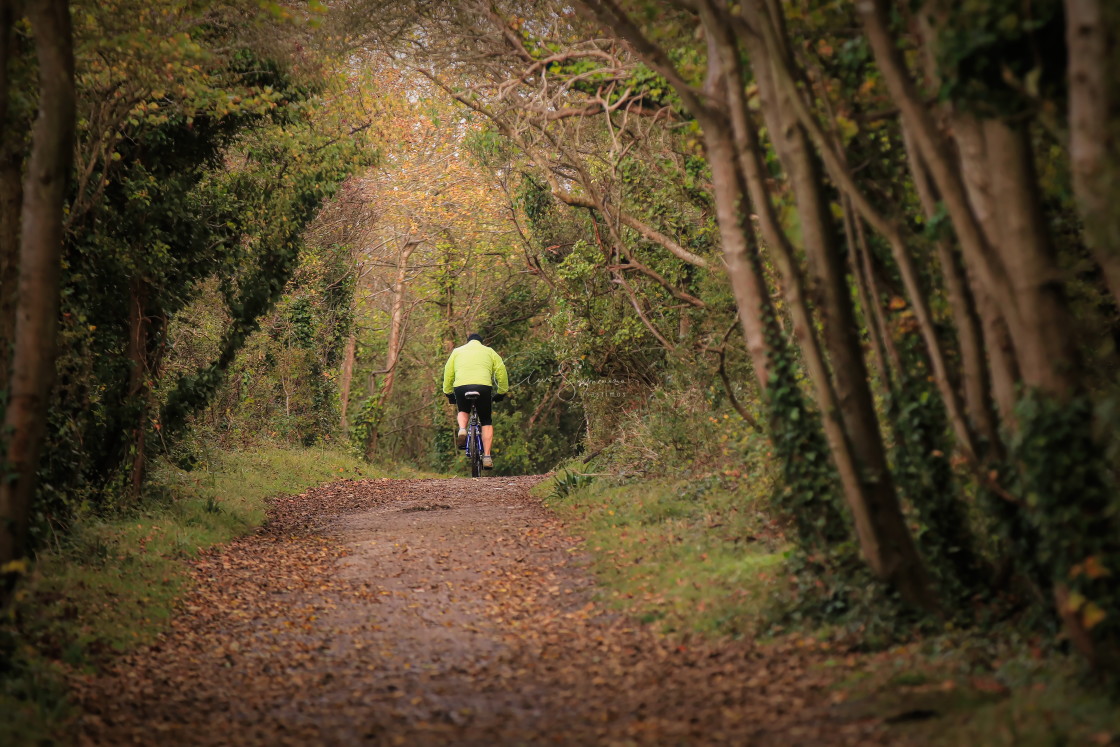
[462,390,486,478]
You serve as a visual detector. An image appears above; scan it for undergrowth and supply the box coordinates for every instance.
[0,443,424,745]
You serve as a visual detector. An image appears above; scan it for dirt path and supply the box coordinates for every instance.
[74,476,893,745]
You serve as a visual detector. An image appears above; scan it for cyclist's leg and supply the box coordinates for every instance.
[452,387,473,425]
[452,386,473,448]
[482,425,494,455]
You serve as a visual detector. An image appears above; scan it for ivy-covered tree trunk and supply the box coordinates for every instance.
[859,0,1022,361]
[742,0,925,569]
[902,130,1001,450]
[578,0,935,608]
[865,0,1118,668]
[710,8,937,609]
[0,0,74,605]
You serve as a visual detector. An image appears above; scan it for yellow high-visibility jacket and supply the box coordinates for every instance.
[442,340,509,394]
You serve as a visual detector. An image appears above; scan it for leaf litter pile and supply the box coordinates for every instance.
[74,476,893,745]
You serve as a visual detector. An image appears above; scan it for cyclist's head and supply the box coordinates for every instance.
[467,332,483,343]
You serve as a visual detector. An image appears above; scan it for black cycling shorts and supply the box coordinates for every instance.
[454,384,493,425]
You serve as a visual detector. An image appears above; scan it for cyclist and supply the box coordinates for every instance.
[442,332,509,469]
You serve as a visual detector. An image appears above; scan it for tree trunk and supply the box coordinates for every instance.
[705,9,935,609]
[842,196,896,384]
[127,277,148,501]
[1066,0,1120,306]
[691,13,774,389]
[0,0,74,605]
[440,241,457,353]
[0,149,19,393]
[0,0,12,123]
[377,240,417,410]
[0,0,22,395]
[743,0,905,525]
[338,329,356,431]
[859,0,1024,356]
[982,118,1081,397]
[704,132,774,389]
[902,127,1001,451]
[948,114,1023,425]
[364,239,417,459]
[975,282,1021,427]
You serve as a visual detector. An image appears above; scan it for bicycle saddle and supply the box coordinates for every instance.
[464,391,481,399]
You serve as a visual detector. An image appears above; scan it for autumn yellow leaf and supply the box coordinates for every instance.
[1082,601,1107,630]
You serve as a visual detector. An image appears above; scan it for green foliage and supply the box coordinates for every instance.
[0,647,71,746]
[349,393,381,457]
[933,0,1066,116]
[288,297,316,349]
[159,102,371,436]
[463,125,511,168]
[24,4,375,542]
[195,240,359,449]
[516,175,555,231]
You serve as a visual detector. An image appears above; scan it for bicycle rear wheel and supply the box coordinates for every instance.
[467,418,483,477]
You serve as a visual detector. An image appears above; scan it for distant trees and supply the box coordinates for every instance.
[336,68,550,467]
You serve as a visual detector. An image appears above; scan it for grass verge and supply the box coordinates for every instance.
[0,444,427,745]
[538,469,787,638]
